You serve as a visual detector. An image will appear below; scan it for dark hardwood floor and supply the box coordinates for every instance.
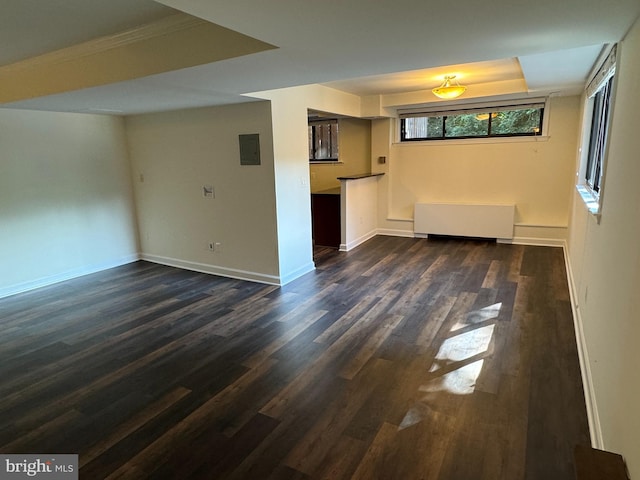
[0,236,590,479]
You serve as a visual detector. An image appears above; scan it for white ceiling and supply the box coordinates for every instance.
[0,0,175,65]
[1,0,639,115]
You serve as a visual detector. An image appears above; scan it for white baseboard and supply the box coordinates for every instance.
[279,262,316,286]
[562,242,603,449]
[339,229,378,252]
[499,236,565,247]
[376,228,414,238]
[379,229,566,248]
[140,254,282,286]
[0,251,307,298]
[0,253,140,299]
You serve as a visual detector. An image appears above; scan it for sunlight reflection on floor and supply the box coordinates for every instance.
[423,357,487,395]
[451,302,501,331]
[399,303,502,430]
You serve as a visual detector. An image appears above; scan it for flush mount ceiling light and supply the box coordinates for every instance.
[432,75,466,99]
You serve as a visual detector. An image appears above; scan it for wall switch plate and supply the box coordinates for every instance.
[203,185,214,198]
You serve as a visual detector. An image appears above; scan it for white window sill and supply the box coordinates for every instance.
[576,184,601,221]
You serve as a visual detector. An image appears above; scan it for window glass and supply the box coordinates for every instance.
[491,108,542,135]
[585,75,614,193]
[444,113,488,137]
[402,116,443,140]
[575,44,616,215]
[399,102,544,141]
[309,121,338,161]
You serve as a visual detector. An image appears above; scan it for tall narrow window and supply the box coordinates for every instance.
[309,120,339,162]
[585,73,614,194]
[577,45,617,215]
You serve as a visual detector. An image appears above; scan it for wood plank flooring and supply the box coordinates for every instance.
[0,236,590,479]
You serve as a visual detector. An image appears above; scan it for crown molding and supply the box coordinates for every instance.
[0,13,206,74]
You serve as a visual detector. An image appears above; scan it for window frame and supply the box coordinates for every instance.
[308,119,339,163]
[584,75,613,194]
[576,45,617,217]
[398,100,546,142]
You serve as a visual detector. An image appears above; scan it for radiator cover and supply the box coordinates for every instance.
[414,203,515,239]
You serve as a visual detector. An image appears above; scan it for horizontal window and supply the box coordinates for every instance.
[400,103,544,142]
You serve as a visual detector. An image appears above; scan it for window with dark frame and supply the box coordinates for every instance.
[576,44,617,215]
[585,75,614,194]
[309,120,339,162]
[400,103,544,142]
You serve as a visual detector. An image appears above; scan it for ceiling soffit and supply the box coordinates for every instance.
[0,13,277,104]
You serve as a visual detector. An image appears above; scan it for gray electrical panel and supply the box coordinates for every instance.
[239,133,261,165]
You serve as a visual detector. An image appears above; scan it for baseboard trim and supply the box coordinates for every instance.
[379,230,565,247]
[279,262,316,286]
[140,254,282,286]
[0,254,140,299]
[376,228,414,238]
[499,236,565,247]
[562,241,604,449]
[339,229,378,252]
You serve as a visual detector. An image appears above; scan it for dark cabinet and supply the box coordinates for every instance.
[311,188,341,248]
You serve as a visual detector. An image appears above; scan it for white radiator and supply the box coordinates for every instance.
[414,203,515,239]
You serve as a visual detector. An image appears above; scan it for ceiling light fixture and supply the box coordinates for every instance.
[432,75,466,99]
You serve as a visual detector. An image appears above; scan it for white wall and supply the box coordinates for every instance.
[249,85,363,283]
[373,96,580,243]
[341,175,380,251]
[567,16,640,477]
[0,109,139,298]
[125,101,280,284]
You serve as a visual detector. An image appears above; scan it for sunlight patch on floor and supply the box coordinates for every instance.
[451,302,502,331]
[399,304,502,430]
